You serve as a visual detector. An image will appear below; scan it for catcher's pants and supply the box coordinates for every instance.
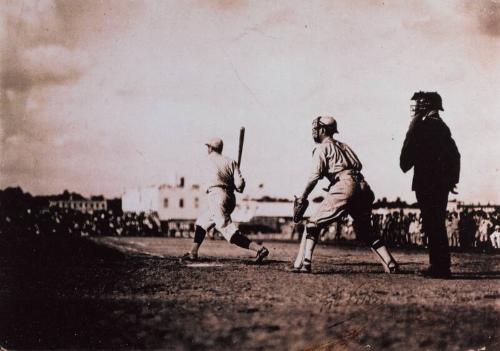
[195,188,238,242]
[309,175,375,244]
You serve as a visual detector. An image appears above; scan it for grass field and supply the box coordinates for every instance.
[0,236,498,350]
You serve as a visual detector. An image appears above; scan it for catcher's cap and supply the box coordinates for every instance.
[205,137,223,151]
[314,116,338,133]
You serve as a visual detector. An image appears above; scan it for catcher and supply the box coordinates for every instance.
[291,116,399,273]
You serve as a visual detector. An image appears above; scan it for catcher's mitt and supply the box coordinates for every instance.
[293,196,309,223]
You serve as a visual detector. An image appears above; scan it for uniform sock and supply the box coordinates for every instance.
[194,225,206,244]
[230,232,251,250]
[191,226,206,255]
[248,241,261,253]
[190,243,201,256]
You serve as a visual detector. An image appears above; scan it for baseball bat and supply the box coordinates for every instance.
[237,127,245,167]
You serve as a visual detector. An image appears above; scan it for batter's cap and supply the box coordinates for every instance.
[205,137,223,151]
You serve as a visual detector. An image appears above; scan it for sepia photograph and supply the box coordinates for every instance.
[0,0,499,350]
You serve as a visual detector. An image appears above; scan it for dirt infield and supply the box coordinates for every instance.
[1,236,498,350]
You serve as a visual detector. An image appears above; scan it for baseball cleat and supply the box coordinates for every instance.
[289,259,312,273]
[289,264,312,274]
[288,265,303,273]
[300,263,312,273]
[255,247,269,264]
[180,252,198,262]
[301,258,312,273]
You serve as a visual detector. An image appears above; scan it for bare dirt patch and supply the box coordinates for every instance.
[1,236,498,350]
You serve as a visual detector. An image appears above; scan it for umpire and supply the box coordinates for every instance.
[400,91,460,278]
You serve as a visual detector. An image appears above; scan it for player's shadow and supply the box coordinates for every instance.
[448,271,500,280]
[192,257,285,266]
[244,259,284,266]
[315,263,500,279]
[313,262,420,275]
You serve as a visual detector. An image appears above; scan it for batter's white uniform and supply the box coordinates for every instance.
[195,152,245,241]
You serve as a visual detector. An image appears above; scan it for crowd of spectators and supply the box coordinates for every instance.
[0,187,163,238]
[0,207,162,238]
[316,209,500,251]
[1,187,499,251]
[2,205,499,252]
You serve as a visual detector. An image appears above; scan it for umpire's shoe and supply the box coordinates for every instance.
[255,247,269,264]
[418,266,451,279]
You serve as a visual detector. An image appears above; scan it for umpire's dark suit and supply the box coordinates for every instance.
[400,111,460,272]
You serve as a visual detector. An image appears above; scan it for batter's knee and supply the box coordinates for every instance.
[195,214,215,232]
[214,215,231,229]
[219,222,238,242]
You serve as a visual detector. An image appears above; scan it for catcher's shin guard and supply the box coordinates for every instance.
[371,239,399,273]
[303,225,320,263]
[293,227,307,269]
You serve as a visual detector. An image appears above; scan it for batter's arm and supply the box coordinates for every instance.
[233,162,245,193]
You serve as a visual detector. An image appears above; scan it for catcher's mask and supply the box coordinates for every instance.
[312,116,338,143]
[411,91,444,116]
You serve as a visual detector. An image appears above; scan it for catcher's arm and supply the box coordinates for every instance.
[300,147,325,199]
[294,173,318,222]
[293,144,325,222]
[301,179,318,200]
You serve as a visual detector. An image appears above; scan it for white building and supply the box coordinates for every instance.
[122,178,205,220]
[122,177,320,222]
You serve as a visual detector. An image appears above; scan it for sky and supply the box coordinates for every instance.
[0,0,499,203]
